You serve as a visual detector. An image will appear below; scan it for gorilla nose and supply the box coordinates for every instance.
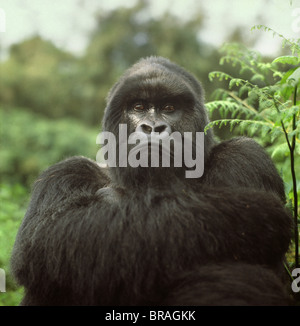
[154,123,170,134]
[138,123,153,134]
[136,121,171,135]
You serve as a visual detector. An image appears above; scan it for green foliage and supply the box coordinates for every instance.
[0,1,221,126]
[0,183,27,306]
[273,56,299,65]
[0,37,86,120]
[0,107,99,187]
[206,27,300,268]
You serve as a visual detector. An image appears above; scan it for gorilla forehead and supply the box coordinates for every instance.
[120,72,194,103]
[107,57,201,106]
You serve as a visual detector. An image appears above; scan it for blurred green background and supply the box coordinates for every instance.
[0,0,298,305]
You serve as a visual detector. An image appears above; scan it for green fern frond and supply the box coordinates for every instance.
[208,71,233,82]
[210,88,230,101]
[250,73,265,83]
[204,119,239,133]
[205,118,278,137]
[229,78,245,89]
[251,24,300,54]
[208,28,300,268]
[220,55,244,68]
[238,84,251,98]
[272,56,299,65]
[281,105,300,120]
[271,142,290,159]
[206,100,259,120]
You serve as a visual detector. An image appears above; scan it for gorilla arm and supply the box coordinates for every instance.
[202,137,286,202]
[10,156,111,305]
[10,156,292,305]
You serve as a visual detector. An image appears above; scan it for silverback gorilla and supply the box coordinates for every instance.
[11,57,293,305]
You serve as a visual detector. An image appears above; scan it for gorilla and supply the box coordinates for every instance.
[11,56,293,306]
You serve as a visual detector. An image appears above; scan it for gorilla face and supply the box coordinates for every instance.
[101,56,215,186]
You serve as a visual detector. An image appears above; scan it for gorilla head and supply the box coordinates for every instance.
[101,56,215,186]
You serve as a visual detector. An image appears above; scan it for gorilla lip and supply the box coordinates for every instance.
[96,124,205,178]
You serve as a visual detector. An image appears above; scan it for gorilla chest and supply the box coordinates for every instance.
[102,189,210,265]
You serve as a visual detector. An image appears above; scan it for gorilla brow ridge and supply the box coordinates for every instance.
[135,56,204,99]
[108,66,197,110]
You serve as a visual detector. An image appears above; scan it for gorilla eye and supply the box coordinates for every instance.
[162,104,175,112]
[133,103,145,111]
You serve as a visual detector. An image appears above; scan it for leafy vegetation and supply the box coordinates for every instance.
[0,1,220,126]
[0,183,27,306]
[0,107,98,187]
[206,26,300,269]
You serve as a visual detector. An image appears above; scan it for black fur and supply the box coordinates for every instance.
[163,263,292,306]
[11,57,292,306]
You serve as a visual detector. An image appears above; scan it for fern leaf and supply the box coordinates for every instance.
[209,71,232,82]
[238,85,251,98]
[229,78,244,89]
[250,73,265,83]
[271,142,290,159]
[287,67,300,86]
[272,56,299,65]
[206,100,259,120]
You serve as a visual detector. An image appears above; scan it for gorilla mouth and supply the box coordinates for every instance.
[128,139,178,169]
[129,139,174,162]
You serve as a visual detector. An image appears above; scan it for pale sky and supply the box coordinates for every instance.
[0,0,299,58]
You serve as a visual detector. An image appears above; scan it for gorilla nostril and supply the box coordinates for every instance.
[154,125,166,133]
[154,123,171,134]
[141,124,153,134]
